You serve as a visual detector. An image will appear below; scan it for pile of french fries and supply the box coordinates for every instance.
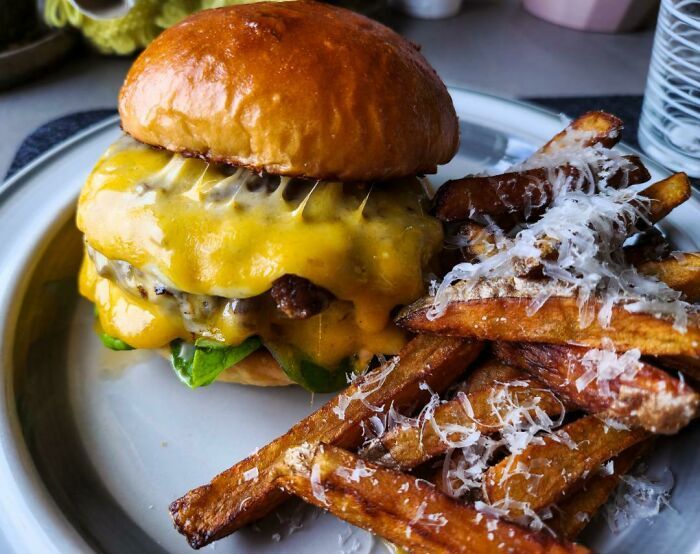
[169,113,700,553]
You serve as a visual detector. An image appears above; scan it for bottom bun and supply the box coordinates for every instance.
[158,348,294,387]
[216,350,293,386]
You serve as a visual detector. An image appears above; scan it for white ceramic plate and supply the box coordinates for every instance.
[1,88,699,554]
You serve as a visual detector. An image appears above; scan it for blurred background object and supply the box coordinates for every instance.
[389,0,463,19]
[42,0,385,55]
[0,1,41,48]
[0,1,75,89]
[523,0,659,33]
[43,0,295,55]
[639,0,700,178]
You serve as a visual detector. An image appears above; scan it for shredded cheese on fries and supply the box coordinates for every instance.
[575,339,643,395]
[604,468,674,533]
[430,145,691,331]
[332,355,398,420]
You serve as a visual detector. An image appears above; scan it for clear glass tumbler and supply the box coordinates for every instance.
[639,0,700,178]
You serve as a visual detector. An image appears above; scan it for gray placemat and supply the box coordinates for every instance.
[6,109,117,179]
[4,96,647,180]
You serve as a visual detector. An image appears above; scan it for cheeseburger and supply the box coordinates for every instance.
[77,1,458,391]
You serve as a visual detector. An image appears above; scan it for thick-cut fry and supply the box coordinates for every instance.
[536,111,623,154]
[360,359,526,466]
[451,223,556,274]
[360,359,521,465]
[655,354,700,383]
[548,441,649,540]
[483,416,648,518]
[638,172,691,225]
[457,222,500,261]
[366,373,566,470]
[169,335,482,548]
[434,156,649,224]
[636,252,700,302]
[623,227,670,265]
[276,443,589,554]
[461,358,526,393]
[494,341,699,433]
[397,290,700,358]
[438,175,687,276]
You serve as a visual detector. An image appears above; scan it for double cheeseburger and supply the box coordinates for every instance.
[77,1,458,391]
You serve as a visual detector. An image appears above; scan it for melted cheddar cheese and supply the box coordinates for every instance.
[77,136,443,367]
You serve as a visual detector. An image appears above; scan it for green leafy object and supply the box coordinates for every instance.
[170,336,261,389]
[99,333,135,351]
[263,341,357,393]
[93,304,134,350]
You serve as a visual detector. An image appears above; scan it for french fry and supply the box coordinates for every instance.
[449,224,557,277]
[654,354,700,383]
[493,341,699,434]
[456,222,501,261]
[638,172,691,225]
[623,227,670,265]
[636,252,700,302]
[439,174,684,274]
[536,111,623,154]
[526,174,689,259]
[434,156,649,224]
[483,416,648,518]
[358,358,519,465]
[397,288,700,358]
[366,371,566,470]
[548,441,649,540]
[276,443,589,554]
[461,358,526,393]
[360,358,525,466]
[169,335,482,548]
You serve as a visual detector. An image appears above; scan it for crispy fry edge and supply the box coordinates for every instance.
[170,335,482,548]
[276,443,590,554]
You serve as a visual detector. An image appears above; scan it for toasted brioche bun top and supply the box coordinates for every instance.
[118,1,458,181]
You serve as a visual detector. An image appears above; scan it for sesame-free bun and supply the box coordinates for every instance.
[118,1,458,181]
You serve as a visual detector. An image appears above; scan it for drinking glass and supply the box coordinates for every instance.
[638,0,700,178]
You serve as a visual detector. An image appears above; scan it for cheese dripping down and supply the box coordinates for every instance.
[77,134,443,368]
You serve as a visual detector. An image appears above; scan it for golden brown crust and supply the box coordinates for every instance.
[119,1,458,181]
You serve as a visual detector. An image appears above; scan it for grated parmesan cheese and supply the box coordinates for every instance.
[310,462,328,506]
[429,144,692,331]
[335,460,375,483]
[575,339,643,395]
[337,524,363,554]
[604,468,674,533]
[600,460,615,476]
[408,501,448,531]
[332,356,399,421]
[359,374,581,535]
[243,467,259,482]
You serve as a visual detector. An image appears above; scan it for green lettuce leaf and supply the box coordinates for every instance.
[170,336,261,389]
[263,340,357,393]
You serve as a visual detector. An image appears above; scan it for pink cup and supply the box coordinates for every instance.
[523,0,659,33]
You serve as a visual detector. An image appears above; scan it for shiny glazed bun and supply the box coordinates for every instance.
[118,1,459,181]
